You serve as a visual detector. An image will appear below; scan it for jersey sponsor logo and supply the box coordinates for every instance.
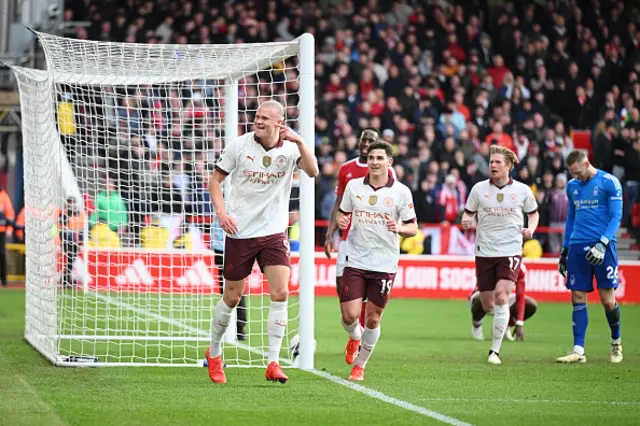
[247,155,256,162]
[483,206,518,217]
[243,170,286,184]
[496,193,504,202]
[354,209,392,225]
[384,197,394,207]
[262,156,272,168]
[276,155,287,167]
[368,195,378,206]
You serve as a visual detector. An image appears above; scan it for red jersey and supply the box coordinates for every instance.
[335,158,395,240]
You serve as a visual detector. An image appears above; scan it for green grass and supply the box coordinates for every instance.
[1,288,639,426]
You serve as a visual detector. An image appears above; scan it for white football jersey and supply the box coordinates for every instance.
[215,131,301,239]
[340,176,416,273]
[465,178,538,257]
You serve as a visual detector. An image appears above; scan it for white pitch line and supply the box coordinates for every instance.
[93,293,273,362]
[418,397,640,406]
[311,370,473,426]
[96,294,473,425]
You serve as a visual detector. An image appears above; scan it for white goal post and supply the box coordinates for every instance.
[13,32,315,369]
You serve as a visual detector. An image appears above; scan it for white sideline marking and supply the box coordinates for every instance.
[16,375,69,425]
[311,370,473,426]
[93,293,279,363]
[96,294,472,425]
[418,397,639,406]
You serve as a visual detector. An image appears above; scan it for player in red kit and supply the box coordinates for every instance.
[469,262,538,341]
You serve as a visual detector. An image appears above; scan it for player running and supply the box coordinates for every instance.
[470,261,538,341]
[556,151,623,364]
[325,128,395,359]
[461,145,539,365]
[336,140,417,381]
[206,100,319,384]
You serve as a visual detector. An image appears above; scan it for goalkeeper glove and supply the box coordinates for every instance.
[558,247,568,278]
[585,239,607,266]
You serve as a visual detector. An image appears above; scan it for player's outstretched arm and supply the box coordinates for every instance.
[276,124,319,177]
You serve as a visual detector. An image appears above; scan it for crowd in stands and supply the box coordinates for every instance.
[59,0,640,254]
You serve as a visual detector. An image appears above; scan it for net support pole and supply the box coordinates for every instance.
[222,79,238,345]
[297,32,315,370]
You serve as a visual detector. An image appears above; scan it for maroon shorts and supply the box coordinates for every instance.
[475,256,522,292]
[223,232,291,281]
[340,267,396,309]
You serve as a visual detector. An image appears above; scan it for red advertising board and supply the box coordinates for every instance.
[80,250,640,304]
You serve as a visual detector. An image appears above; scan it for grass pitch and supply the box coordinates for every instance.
[1,288,639,426]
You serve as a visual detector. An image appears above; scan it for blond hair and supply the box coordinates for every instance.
[489,145,519,169]
[258,100,285,120]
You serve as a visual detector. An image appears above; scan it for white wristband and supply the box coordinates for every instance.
[515,320,524,326]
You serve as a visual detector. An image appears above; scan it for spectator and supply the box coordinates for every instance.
[89,177,128,234]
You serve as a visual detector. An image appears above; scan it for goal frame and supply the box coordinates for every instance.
[13,32,316,370]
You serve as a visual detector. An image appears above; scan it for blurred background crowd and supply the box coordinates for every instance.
[55,0,640,257]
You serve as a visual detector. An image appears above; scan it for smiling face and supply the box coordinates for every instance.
[359,129,378,159]
[254,104,284,141]
[367,148,392,179]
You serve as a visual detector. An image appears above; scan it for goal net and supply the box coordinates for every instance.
[13,32,316,368]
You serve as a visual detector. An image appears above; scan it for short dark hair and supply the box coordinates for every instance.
[367,140,393,158]
[566,150,587,166]
[360,127,380,140]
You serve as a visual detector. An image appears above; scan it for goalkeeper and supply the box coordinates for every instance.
[557,151,623,364]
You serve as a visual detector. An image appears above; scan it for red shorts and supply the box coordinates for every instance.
[475,256,522,292]
[223,232,291,281]
[340,267,396,309]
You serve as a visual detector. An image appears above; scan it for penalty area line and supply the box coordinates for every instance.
[310,369,474,426]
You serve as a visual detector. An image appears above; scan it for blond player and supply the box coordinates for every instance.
[337,140,417,381]
[207,100,318,384]
[461,145,539,365]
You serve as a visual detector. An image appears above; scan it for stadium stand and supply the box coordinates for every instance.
[60,0,640,256]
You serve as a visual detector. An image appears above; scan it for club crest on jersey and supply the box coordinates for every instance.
[496,193,504,203]
[510,194,517,202]
[276,155,287,167]
[384,197,393,207]
[262,156,272,168]
[593,186,598,196]
[368,195,378,206]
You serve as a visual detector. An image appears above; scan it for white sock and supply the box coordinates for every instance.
[490,304,509,353]
[210,300,234,358]
[573,345,585,355]
[267,301,288,364]
[355,326,380,368]
[341,317,363,340]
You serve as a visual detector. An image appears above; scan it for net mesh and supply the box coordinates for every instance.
[15,32,307,367]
